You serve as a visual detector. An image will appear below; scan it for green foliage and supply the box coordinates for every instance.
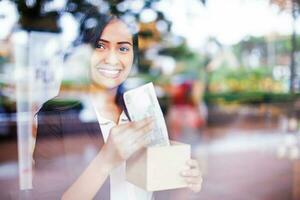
[208,66,283,93]
[204,92,300,105]
[233,35,300,62]
[210,66,271,82]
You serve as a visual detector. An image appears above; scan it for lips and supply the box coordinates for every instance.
[96,67,122,79]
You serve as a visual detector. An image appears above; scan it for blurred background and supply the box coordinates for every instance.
[0,0,300,199]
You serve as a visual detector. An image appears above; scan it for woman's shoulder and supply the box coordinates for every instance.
[38,96,83,114]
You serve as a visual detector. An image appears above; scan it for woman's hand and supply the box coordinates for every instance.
[181,159,203,193]
[102,117,154,169]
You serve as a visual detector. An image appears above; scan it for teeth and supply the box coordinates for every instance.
[97,68,122,78]
[98,69,120,75]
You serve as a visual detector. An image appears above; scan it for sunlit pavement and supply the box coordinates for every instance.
[0,110,299,200]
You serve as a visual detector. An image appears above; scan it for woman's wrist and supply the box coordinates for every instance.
[96,145,117,173]
[62,147,115,199]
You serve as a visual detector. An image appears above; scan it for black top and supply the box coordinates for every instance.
[33,98,109,199]
[32,97,171,200]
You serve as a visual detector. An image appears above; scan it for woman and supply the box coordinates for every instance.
[33,14,202,200]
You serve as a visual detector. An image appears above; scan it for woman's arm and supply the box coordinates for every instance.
[62,117,154,199]
[61,147,113,200]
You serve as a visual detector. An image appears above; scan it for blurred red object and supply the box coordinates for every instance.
[171,81,194,106]
[167,80,205,139]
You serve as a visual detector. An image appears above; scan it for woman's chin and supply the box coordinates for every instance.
[91,79,123,90]
[90,71,128,90]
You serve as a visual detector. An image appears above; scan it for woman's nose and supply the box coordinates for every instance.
[105,50,119,65]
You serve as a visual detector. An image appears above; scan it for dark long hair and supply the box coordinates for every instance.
[77,12,139,68]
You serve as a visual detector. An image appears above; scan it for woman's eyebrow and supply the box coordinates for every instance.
[99,39,132,46]
[99,39,109,43]
[117,41,132,46]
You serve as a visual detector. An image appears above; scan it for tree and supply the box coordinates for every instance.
[270,0,300,93]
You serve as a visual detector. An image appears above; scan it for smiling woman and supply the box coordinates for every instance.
[33,12,202,200]
[32,13,156,200]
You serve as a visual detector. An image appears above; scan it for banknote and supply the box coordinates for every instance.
[124,82,170,146]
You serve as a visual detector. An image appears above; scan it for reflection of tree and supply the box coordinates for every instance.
[9,0,211,78]
[10,0,175,73]
[10,0,60,32]
[159,40,205,79]
[270,0,300,93]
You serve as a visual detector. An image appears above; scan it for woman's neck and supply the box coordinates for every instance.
[89,84,117,104]
[89,84,122,122]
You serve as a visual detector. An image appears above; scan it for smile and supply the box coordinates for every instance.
[97,68,122,78]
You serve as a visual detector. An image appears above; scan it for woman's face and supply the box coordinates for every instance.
[90,19,134,89]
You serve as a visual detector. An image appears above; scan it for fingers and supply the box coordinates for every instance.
[129,121,154,152]
[130,135,151,154]
[187,182,202,193]
[181,159,203,193]
[111,117,154,140]
[181,168,201,177]
[135,119,155,135]
[186,159,199,169]
[124,117,155,143]
[181,168,202,186]
[183,175,203,184]
[129,117,154,131]
[121,132,151,159]
[115,117,154,158]
[184,175,203,193]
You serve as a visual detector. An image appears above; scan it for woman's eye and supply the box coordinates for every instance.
[96,43,105,50]
[119,46,130,52]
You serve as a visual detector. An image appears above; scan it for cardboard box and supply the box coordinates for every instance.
[126,141,191,191]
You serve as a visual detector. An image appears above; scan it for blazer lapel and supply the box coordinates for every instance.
[82,106,105,149]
